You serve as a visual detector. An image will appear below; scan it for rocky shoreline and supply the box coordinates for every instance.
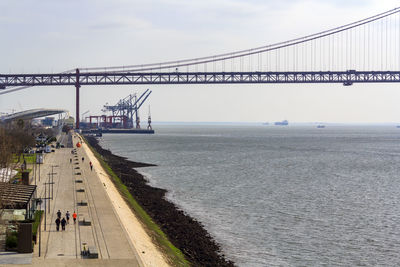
[85,136,235,267]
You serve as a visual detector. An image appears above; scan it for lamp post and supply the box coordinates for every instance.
[35,153,43,182]
[45,174,54,213]
[44,185,46,231]
[38,198,42,257]
[50,165,59,199]
[38,159,41,182]
[39,213,41,256]
[43,175,53,231]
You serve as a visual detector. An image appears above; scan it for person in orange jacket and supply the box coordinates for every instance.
[73,211,77,224]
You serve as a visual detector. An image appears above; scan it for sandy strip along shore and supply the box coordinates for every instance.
[80,135,171,267]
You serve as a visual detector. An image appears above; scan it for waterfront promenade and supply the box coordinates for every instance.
[2,132,169,267]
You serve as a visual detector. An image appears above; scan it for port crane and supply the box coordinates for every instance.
[102,89,152,129]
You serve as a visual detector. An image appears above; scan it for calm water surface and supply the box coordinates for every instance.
[99,125,400,266]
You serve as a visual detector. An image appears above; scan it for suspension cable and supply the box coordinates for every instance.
[72,7,400,73]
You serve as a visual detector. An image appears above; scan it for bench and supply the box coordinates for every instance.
[88,246,98,258]
[75,179,83,183]
[77,200,88,206]
[76,188,85,192]
[80,217,92,226]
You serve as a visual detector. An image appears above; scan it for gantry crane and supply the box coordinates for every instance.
[102,89,152,129]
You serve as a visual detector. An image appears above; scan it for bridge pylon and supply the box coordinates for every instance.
[75,68,80,129]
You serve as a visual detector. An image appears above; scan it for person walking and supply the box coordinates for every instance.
[73,211,77,224]
[61,217,67,231]
[66,211,70,224]
[70,158,72,163]
[57,210,61,219]
[55,218,60,231]
[82,157,84,162]
[89,161,93,171]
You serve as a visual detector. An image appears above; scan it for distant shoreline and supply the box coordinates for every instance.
[152,122,400,126]
[85,135,235,267]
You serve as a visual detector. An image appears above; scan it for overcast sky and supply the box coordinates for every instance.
[1,0,400,123]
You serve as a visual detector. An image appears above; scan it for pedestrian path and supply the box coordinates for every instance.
[0,252,32,265]
[30,132,141,266]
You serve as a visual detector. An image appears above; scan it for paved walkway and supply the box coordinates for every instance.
[0,252,32,265]
[24,132,142,266]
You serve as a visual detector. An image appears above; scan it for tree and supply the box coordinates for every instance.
[0,122,37,250]
[0,127,16,236]
[0,128,13,171]
[0,124,35,206]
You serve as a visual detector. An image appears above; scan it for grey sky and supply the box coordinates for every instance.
[1,0,400,123]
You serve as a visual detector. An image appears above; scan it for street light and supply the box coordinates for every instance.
[50,165,59,199]
[45,174,54,212]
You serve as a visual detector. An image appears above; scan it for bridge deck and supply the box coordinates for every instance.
[1,71,400,87]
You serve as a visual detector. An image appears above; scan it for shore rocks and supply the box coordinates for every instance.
[85,136,235,267]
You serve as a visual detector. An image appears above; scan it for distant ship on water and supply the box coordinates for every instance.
[274,120,288,126]
[317,125,326,128]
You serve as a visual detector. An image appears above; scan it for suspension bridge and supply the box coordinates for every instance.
[1,7,400,127]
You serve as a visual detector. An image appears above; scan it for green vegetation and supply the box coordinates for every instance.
[83,137,189,267]
[6,231,18,249]
[13,153,36,164]
[32,210,43,242]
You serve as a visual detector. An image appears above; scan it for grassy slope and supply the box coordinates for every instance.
[13,153,36,164]
[32,210,43,239]
[83,136,190,267]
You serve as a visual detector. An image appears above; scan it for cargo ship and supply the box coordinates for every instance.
[274,120,288,126]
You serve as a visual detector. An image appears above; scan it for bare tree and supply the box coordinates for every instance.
[0,124,35,212]
[0,127,13,172]
[0,127,18,213]
[0,127,15,250]
[0,123,36,250]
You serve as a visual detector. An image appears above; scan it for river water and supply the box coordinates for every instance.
[99,125,400,266]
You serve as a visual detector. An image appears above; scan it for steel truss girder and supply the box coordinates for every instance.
[1,71,400,87]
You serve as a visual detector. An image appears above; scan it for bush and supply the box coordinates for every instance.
[6,232,18,249]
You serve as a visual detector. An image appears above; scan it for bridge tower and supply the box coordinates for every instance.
[147,106,152,130]
[75,68,80,129]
